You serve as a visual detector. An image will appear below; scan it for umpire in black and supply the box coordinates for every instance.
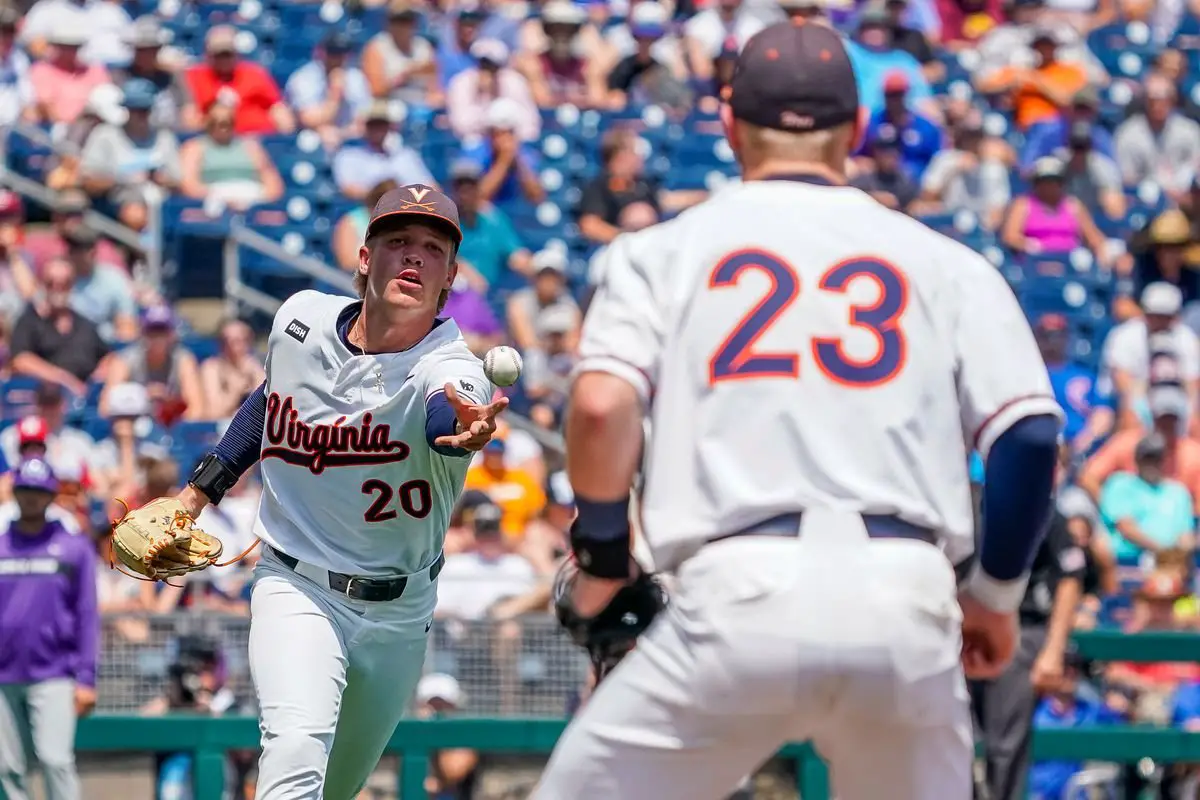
[971,444,1087,800]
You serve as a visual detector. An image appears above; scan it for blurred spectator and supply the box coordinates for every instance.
[523,304,579,430]
[0,386,100,493]
[1100,283,1200,426]
[464,440,546,541]
[976,26,1088,130]
[460,98,546,205]
[860,71,943,179]
[1021,85,1115,168]
[178,104,284,211]
[415,673,480,798]
[517,0,598,109]
[362,0,438,105]
[973,0,1107,84]
[469,419,547,489]
[684,0,773,82]
[9,258,107,394]
[451,160,533,286]
[1097,433,1196,568]
[1079,386,1200,508]
[852,126,919,212]
[285,31,372,151]
[334,179,398,271]
[92,381,168,501]
[0,3,33,127]
[1057,119,1126,220]
[332,100,435,201]
[506,249,579,353]
[447,39,540,142]
[24,189,125,274]
[109,16,199,131]
[21,0,131,66]
[1057,451,1113,598]
[1000,156,1115,266]
[61,226,137,343]
[27,21,111,126]
[1114,73,1200,200]
[913,111,1010,228]
[1126,210,1200,323]
[79,78,181,234]
[436,502,538,619]
[879,0,939,79]
[0,458,98,800]
[436,4,489,89]
[935,0,1004,47]
[199,319,265,421]
[847,4,934,117]
[578,128,704,245]
[1037,313,1113,453]
[0,192,39,323]
[603,0,689,91]
[1027,651,1123,799]
[0,415,87,529]
[103,305,205,424]
[441,276,505,356]
[43,85,121,192]
[193,472,260,607]
[185,25,294,136]
[608,2,694,112]
[520,469,573,576]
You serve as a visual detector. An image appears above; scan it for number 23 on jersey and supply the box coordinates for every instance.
[708,250,909,388]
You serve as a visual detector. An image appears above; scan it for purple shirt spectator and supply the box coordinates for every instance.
[441,283,502,338]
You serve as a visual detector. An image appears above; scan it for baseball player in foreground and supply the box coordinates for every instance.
[113,185,505,799]
[536,22,1063,800]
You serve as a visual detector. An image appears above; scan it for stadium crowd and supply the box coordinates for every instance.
[1,0,1200,795]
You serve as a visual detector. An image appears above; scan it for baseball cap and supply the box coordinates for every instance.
[1031,24,1059,45]
[1072,85,1100,108]
[537,304,577,336]
[366,185,463,244]
[55,188,90,215]
[1035,312,1068,333]
[457,2,487,20]
[1149,385,1190,419]
[485,97,523,131]
[449,158,483,183]
[16,415,48,446]
[1136,432,1168,460]
[728,22,859,134]
[1031,156,1066,180]
[121,77,158,111]
[388,0,421,19]
[141,304,177,331]
[1149,209,1191,246]
[1067,119,1093,148]
[629,1,668,38]
[533,248,567,275]
[483,437,507,453]
[469,38,509,66]
[363,98,403,124]
[472,502,503,533]
[323,31,354,53]
[417,673,464,707]
[542,0,586,25]
[106,382,151,419]
[0,189,23,219]
[1141,281,1183,316]
[857,4,890,27]
[882,71,910,95]
[205,25,238,54]
[125,16,167,48]
[12,457,58,493]
[48,18,87,46]
[64,225,99,250]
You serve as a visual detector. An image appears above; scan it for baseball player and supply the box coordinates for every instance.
[538,22,1063,800]
[159,185,505,799]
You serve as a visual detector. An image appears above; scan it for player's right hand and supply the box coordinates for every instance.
[958,592,1018,680]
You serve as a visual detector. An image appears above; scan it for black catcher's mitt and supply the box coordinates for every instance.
[553,560,669,683]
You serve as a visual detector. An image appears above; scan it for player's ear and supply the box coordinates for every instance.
[719,104,739,156]
[446,258,458,289]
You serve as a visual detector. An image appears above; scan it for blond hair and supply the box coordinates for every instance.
[736,121,850,165]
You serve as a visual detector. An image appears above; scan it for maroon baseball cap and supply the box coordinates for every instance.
[727,21,859,133]
[366,184,463,245]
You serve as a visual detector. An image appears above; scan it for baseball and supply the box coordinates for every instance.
[484,346,523,387]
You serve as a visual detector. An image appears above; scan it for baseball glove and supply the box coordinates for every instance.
[553,560,669,682]
[111,498,224,581]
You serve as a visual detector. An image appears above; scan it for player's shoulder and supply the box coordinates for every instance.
[270,290,353,341]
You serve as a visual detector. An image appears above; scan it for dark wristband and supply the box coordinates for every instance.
[188,453,239,507]
[570,496,632,579]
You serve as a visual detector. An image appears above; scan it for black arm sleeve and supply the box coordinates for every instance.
[212,381,267,477]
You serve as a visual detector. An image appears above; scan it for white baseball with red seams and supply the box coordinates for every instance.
[483,346,523,387]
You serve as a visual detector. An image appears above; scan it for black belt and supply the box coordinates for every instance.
[268,546,445,602]
[708,512,936,546]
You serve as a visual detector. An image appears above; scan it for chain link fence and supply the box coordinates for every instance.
[98,613,589,717]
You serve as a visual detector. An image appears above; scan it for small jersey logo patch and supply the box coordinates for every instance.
[286,319,310,343]
[459,380,474,393]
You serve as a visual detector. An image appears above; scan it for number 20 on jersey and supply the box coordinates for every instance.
[708,250,909,388]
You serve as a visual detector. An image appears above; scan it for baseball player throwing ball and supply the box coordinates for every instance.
[535,22,1063,800]
[123,185,504,799]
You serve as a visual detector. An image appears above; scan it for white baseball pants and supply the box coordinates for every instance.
[532,508,973,800]
[249,548,437,800]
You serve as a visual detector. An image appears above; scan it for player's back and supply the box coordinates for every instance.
[583,178,1043,569]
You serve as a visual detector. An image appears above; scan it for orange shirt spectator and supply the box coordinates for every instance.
[1079,428,1200,510]
[464,439,546,540]
[28,27,110,125]
[976,29,1087,130]
[186,25,292,135]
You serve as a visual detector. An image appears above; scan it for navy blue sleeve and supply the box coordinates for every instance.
[426,391,470,458]
[980,414,1060,581]
[212,382,267,476]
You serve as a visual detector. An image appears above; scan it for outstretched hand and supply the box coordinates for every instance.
[433,383,509,451]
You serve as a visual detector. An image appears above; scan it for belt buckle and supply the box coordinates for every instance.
[344,576,364,599]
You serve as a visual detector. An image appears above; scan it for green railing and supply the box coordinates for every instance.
[73,631,1200,799]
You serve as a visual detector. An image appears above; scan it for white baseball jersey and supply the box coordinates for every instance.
[254,290,494,575]
[579,178,1063,571]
